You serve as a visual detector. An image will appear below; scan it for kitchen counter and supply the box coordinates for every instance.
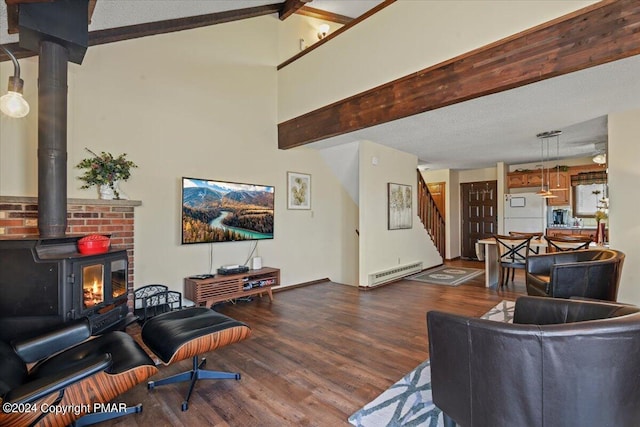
[546,226,607,242]
[547,226,598,230]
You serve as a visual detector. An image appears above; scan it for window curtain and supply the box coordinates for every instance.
[571,171,607,186]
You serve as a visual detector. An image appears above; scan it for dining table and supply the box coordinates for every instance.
[477,238,548,288]
[477,237,608,287]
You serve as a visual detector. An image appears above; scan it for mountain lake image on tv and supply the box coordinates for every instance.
[182,177,275,244]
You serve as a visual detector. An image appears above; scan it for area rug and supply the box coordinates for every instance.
[406,266,483,286]
[348,300,515,427]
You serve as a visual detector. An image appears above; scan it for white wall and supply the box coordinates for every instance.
[458,167,497,183]
[608,109,640,306]
[0,16,359,292]
[278,0,597,122]
[277,13,342,63]
[318,142,359,205]
[0,56,39,194]
[359,141,442,286]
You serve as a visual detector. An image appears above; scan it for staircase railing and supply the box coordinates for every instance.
[417,171,446,260]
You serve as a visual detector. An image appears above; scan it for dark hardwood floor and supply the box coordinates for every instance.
[101,260,526,426]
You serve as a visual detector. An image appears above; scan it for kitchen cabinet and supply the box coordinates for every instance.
[507,171,543,188]
[546,171,570,206]
[546,227,607,242]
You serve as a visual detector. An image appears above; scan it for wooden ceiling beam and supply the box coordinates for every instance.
[88,3,281,46]
[0,3,281,61]
[279,0,312,21]
[278,0,640,150]
[88,0,97,24]
[296,6,351,25]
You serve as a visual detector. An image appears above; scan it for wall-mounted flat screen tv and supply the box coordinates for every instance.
[182,177,274,244]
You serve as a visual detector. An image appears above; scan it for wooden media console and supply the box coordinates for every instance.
[184,267,279,307]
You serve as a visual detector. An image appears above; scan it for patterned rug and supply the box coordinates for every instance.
[348,300,515,427]
[406,266,483,286]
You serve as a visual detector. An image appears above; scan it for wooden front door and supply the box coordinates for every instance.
[461,181,497,259]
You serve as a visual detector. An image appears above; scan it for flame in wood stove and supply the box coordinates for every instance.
[84,277,104,308]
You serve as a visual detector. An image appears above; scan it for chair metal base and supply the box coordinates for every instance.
[71,403,142,426]
[147,356,241,411]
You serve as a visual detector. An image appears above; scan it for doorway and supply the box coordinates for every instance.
[461,180,497,259]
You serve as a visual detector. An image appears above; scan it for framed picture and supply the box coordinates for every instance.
[287,172,311,210]
[388,183,412,230]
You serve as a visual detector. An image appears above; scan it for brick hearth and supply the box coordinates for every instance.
[0,196,141,309]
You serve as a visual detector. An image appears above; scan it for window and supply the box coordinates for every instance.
[574,183,608,217]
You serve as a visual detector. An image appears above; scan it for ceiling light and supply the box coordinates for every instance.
[536,131,561,198]
[317,23,330,40]
[593,153,607,164]
[549,130,566,192]
[0,46,30,118]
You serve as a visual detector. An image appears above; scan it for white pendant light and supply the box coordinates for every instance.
[593,153,607,164]
[0,46,30,118]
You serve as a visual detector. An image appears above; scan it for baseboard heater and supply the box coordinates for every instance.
[367,261,423,287]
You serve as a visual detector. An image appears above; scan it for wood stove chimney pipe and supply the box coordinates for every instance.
[37,41,68,237]
[17,0,89,237]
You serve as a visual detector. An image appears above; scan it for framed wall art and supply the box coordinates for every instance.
[287,172,311,210]
[388,183,412,230]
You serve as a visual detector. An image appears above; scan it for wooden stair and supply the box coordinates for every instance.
[417,171,446,259]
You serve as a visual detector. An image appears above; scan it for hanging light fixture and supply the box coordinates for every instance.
[535,133,548,196]
[549,130,566,192]
[593,153,607,164]
[535,131,559,198]
[0,45,30,118]
[317,23,330,40]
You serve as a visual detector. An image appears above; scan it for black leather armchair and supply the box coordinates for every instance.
[427,296,640,427]
[525,248,624,300]
[0,318,157,427]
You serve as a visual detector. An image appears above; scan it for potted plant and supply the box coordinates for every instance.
[76,148,138,200]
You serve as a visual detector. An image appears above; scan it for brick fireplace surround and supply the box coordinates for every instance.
[0,195,141,309]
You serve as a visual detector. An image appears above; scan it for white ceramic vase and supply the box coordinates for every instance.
[99,181,128,200]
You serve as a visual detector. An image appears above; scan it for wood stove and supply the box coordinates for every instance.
[0,236,129,342]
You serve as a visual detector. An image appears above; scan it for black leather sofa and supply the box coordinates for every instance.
[525,248,624,301]
[427,296,640,427]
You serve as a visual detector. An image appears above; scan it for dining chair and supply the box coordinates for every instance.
[506,232,544,281]
[509,231,544,255]
[545,235,592,253]
[508,231,543,239]
[493,234,533,287]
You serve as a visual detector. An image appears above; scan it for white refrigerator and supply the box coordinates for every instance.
[504,193,546,234]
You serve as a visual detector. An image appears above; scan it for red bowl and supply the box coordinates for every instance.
[78,234,111,255]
